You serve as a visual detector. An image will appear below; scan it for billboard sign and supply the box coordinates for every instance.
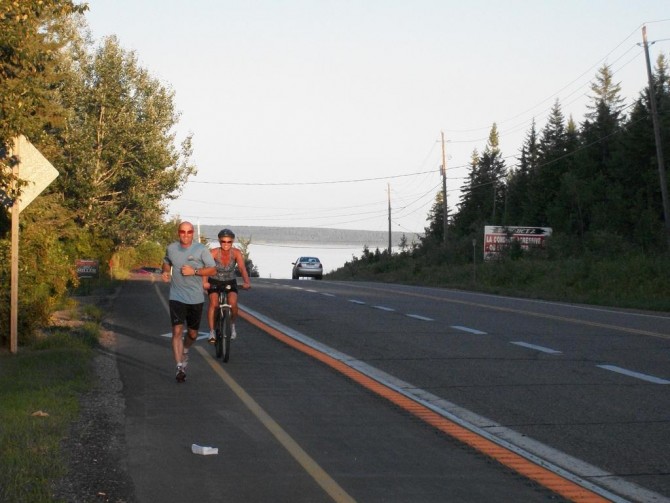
[76,259,99,278]
[484,226,552,260]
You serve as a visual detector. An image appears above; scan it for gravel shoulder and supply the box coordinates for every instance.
[51,292,136,503]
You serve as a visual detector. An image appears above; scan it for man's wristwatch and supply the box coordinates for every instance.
[194,268,199,276]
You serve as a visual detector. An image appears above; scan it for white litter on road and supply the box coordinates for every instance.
[191,444,218,455]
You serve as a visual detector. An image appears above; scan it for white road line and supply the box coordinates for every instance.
[451,325,487,335]
[511,341,562,354]
[406,314,434,321]
[159,331,210,341]
[348,299,366,305]
[321,293,336,297]
[373,305,395,312]
[597,365,670,384]
[241,305,654,503]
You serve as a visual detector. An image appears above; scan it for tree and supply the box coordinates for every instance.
[452,125,506,236]
[576,64,627,235]
[0,0,87,204]
[619,54,670,250]
[0,1,88,345]
[584,64,626,121]
[424,190,446,242]
[506,119,539,225]
[524,99,568,227]
[54,35,196,248]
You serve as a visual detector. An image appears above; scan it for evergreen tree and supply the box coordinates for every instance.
[452,125,506,236]
[506,119,539,225]
[620,54,670,250]
[525,99,567,227]
[552,115,586,237]
[577,64,627,235]
[424,190,446,242]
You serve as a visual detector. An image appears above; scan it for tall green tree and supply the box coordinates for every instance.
[506,119,539,225]
[54,35,196,248]
[576,64,627,235]
[620,54,670,250]
[452,125,506,236]
[0,0,87,203]
[550,116,584,236]
[523,99,568,227]
[424,189,447,242]
[0,1,87,345]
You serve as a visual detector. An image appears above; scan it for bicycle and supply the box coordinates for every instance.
[213,284,233,362]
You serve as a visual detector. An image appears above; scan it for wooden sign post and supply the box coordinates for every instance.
[7,136,59,353]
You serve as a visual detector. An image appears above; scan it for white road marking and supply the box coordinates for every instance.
[597,365,670,384]
[510,341,562,354]
[241,305,654,503]
[451,325,487,335]
[373,305,395,312]
[406,314,433,321]
[159,331,210,341]
[348,299,366,305]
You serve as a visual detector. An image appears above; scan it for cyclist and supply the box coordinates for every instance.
[203,228,251,343]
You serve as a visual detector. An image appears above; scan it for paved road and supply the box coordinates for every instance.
[104,278,670,502]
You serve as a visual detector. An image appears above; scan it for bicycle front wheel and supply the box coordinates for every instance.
[221,308,232,363]
[214,310,223,358]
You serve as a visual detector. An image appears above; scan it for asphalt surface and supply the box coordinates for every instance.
[103,278,670,503]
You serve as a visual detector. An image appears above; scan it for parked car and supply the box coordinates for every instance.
[140,266,162,275]
[129,266,162,279]
[292,256,323,280]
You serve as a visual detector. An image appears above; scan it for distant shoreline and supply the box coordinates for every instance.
[198,224,421,247]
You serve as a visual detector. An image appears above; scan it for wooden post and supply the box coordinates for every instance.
[10,138,20,354]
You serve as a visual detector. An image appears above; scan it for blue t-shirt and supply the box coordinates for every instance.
[163,241,215,304]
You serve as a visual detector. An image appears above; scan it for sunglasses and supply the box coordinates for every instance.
[179,230,194,235]
[219,240,233,244]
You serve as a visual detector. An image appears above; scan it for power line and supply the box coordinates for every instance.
[187,168,437,186]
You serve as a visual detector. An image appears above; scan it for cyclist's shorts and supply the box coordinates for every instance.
[207,278,238,296]
[169,300,204,330]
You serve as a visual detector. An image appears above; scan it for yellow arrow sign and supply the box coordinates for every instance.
[10,135,59,212]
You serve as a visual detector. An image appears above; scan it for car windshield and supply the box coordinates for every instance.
[302,257,318,263]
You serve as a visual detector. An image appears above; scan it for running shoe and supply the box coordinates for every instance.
[231,325,237,340]
[208,330,216,344]
[176,365,186,383]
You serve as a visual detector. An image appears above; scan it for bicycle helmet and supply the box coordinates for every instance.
[217,228,235,239]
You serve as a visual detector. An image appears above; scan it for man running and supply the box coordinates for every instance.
[162,221,216,382]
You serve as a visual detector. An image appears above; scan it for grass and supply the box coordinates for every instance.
[327,252,670,312]
[0,321,99,503]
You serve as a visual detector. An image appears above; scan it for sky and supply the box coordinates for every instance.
[83,1,670,235]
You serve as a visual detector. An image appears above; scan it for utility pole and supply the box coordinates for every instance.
[441,131,448,244]
[387,183,392,253]
[642,25,670,249]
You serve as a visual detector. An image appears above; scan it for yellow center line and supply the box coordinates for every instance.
[240,309,611,503]
[195,345,356,503]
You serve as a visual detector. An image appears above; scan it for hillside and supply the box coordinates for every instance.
[199,225,420,247]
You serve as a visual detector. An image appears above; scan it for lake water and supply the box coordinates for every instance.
[246,242,394,279]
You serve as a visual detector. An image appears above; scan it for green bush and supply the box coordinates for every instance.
[328,242,670,311]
